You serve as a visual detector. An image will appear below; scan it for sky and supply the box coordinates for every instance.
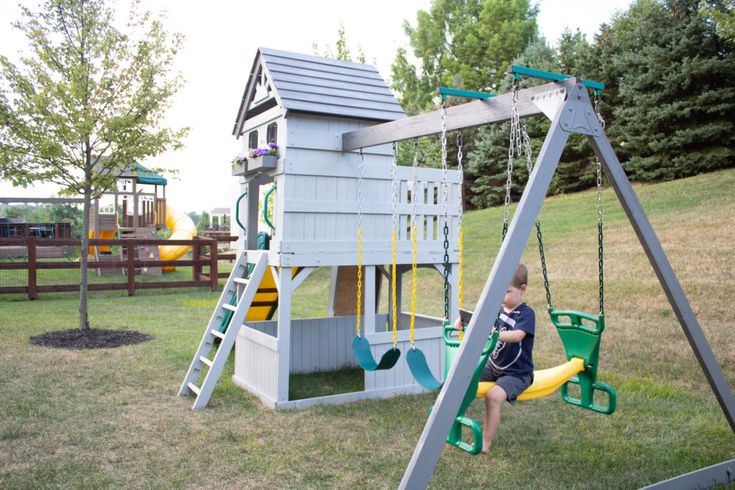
[0,0,633,214]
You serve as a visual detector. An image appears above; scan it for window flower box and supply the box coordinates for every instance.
[231,159,247,176]
[247,154,277,172]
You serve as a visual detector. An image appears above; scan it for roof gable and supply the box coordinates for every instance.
[233,48,405,136]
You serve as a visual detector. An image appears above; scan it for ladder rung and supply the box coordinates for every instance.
[210,329,225,339]
[233,277,249,285]
[187,382,201,396]
[199,356,213,368]
[222,303,237,312]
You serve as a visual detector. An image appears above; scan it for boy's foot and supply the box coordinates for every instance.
[481,441,491,454]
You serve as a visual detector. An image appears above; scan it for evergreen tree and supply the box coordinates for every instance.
[610,0,735,180]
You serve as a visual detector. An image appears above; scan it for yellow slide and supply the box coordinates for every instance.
[477,357,585,400]
[88,229,116,254]
[160,205,197,271]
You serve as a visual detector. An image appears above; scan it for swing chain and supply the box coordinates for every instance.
[519,92,553,310]
[391,142,399,236]
[410,140,420,346]
[456,131,464,312]
[503,80,520,240]
[536,222,553,309]
[391,142,399,345]
[595,94,605,316]
[440,104,450,310]
[440,101,451,320]
[356,149,365,337]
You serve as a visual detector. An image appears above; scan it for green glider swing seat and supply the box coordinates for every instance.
[442,76,616,455]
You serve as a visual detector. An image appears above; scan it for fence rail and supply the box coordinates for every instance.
[0,236,239,299]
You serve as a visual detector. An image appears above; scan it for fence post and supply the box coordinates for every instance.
[209,238,218,291]
[192,237,200,282]
[127,239,136,296]
[28,236,38,300]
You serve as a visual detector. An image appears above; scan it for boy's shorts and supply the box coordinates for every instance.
[479,367,533,404]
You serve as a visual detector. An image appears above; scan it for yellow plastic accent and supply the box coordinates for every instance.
[244,266,298,322]
[88,229,116,254]
[458,227,464,310]
[159,205,197,271]
[458,226,465,340]
[391,229,398,346]
[355,227,363,336]
[409,224,418,345]
[476,357,585,400]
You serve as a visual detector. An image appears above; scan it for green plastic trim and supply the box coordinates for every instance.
[508,65,605,91]
[235,190,247,232]
[550,307,616,414]
[438,87,496,100]
[263,184,276,232]
[443,324,500,455]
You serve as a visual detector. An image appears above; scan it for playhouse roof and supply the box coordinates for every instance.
[97,161,167,186]
[233,48,405,136]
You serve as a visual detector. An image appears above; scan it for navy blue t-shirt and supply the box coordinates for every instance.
[487,303,535,377]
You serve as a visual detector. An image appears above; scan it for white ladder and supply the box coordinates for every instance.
[178,251,267,409]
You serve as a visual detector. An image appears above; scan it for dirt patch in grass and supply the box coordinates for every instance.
[29,328,152,350]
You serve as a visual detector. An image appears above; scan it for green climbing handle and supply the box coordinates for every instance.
[235,190,247,232]
[263,184,276,232]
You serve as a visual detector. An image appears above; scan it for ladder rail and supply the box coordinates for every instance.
[177,250,249,396]
[191,254,268,409]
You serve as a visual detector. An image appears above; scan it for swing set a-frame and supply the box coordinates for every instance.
[341,66,735,490]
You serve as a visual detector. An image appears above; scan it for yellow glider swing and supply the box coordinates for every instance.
[441,77,617,455]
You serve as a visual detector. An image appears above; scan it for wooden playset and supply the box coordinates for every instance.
[179,49,735,488]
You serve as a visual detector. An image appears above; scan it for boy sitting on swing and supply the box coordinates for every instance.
[456,263,535,454]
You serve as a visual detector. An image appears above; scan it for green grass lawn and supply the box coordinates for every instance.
[1,169,733,488]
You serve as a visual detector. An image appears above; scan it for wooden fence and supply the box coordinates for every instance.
[0,236,238,299]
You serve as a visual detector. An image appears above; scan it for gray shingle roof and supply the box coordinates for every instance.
[233,48,404,135]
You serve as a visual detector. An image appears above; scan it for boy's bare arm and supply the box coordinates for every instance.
[496,329,527,344]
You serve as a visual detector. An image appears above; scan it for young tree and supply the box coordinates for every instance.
[0,0,187,329]
[392,0,538,113]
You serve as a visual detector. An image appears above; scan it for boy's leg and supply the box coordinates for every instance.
[483,385,507,454]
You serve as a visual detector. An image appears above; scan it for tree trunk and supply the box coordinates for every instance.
[79,182,92,330]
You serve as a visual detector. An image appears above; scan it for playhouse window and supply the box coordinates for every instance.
[248,130,258,149]
[266,122,278,145]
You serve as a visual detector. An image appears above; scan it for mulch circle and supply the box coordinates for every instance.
[29,328,153,350]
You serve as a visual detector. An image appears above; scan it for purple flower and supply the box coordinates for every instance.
[248,144,278,158]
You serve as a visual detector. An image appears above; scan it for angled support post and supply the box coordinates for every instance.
[399,77,580,490]
[589,132,735,432]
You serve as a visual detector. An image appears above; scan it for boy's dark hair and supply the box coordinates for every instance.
[512,263,528,288]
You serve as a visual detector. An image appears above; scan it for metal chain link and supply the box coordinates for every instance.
[595,95,605,316]
[503,80,520,241]
[355,149,364,337]
[440,101,450,321]
[536,221,552,309]
[391,142,399,236]
[519,88,553,310]
[410,140,420,346]
[391,142,399,345]
[456,131,464,313]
